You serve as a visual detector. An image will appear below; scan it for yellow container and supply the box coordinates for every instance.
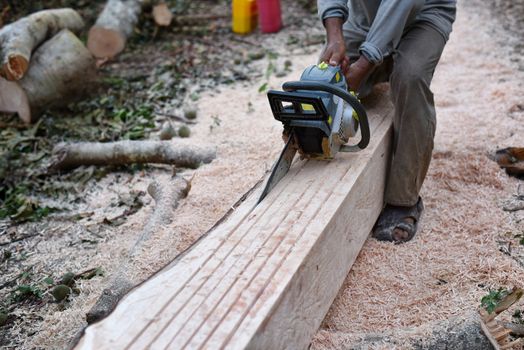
[232,0,257,34]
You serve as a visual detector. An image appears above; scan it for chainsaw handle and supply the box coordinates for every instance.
[282,81,370,150]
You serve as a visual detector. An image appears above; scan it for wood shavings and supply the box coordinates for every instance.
[313,0,524,347]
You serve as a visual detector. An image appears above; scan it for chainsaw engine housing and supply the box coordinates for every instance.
[267,64,361,159]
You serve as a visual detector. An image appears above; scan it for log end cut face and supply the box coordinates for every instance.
[152,3,173,27]
[0,77,31,123]
[2,56,29,81]
[87,27,126,59]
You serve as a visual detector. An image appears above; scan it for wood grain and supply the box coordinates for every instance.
[75,90,393,350]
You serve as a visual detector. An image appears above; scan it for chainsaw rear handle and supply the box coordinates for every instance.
[282,81,370,150]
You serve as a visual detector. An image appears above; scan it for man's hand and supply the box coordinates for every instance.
[346,55,374,92]
[319,17,348,73]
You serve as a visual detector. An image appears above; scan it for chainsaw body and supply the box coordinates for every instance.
[257,64,371,204]
[267,64,370,159]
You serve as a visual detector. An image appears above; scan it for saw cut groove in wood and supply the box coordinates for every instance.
[75,90,393,350]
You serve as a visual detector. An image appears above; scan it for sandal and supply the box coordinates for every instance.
[372,197,424,244]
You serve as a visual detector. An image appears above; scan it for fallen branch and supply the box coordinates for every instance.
[154,111,197,124]
[49,140,216,171]
[0,8,84,81]
[0,232,40,246]
[86,177,190,324]
[88,0,143,59]
[0,30,96,123]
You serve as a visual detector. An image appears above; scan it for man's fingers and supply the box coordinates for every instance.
[318,46,331,64]
[319,53,329,64]
[329,51,343,66]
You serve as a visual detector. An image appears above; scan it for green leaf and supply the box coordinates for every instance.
[258,83,268,93]
[480,288,509,314]
[43,277,54,285]
[11,284,43,302]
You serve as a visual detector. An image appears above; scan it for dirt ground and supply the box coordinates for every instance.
[1,0,523,349]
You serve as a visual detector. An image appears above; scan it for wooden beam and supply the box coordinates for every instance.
[74,89,393,350]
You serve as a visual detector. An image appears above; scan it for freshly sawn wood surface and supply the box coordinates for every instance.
[87,0,143,59]
[75,89,393,350]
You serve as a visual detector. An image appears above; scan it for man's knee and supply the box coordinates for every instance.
[390,55,429,93]
[389,53,437,127]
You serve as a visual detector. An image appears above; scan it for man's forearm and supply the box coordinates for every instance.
[319,17,347,66]
[324,17,345,43]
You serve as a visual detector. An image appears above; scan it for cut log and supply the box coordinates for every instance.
[0,29,96,123]
[49,140,217,171]
[87,0,142,59]
[86,177,191,324]
[152,2,173,27]
[0,8,84,81]
[73,87,393,350]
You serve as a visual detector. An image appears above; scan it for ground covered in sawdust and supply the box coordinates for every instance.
[0,1,324,348]
[0,0,523,349]
[313,0,524,348]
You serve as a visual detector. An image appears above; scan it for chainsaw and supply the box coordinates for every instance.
[257,63,370,204]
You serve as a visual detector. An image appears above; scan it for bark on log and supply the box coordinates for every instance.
[0,8,84,81]
[87,0,143,59]
[49,140,216,171]
[0,29,96,123]
[86,177,190,324]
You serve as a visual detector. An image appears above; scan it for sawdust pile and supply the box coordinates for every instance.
[27,52,319,349]
[312,1,524,348]
[22,0,524,348]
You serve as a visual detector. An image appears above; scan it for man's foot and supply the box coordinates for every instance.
[372,197,424,244]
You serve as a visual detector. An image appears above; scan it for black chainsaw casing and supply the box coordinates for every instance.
[267,89,332,155]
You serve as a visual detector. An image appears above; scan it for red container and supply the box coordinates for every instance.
[256,0,282,33]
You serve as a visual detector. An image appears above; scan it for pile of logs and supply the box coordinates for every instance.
[0,8,93,123]
[0,1,191,124]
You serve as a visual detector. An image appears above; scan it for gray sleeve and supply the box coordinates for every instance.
[359,0,424,64]
[317,0,349,23]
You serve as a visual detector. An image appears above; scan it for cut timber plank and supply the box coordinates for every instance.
[75,89,393,350]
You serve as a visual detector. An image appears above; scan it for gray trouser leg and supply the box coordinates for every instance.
[385,23,446,206]
[345,23,447,206]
